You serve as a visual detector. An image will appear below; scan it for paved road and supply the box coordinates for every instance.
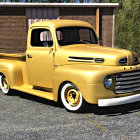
[0,90,140,140]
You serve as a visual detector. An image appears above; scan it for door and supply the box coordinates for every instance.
[26,27,54,88]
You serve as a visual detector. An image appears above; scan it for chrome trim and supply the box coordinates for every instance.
[69,56,94,60]
[68,56,104,63]
[115,87,140,94]
[116,75,140,81]
[115,83,140,90]
[116,79,140,86]
[117,71,140,77]
[115,70,140,94]
[68,59,94,63]
[98,93,140,107]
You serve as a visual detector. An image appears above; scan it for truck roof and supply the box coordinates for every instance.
[30,20,93,29]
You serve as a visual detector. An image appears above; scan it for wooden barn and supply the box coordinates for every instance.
[0,3,119,53]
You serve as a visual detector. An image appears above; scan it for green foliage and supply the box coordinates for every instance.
[93,0,119,2]
[115,0,140,56]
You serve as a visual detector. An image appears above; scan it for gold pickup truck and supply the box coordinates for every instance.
[0,20,140,112]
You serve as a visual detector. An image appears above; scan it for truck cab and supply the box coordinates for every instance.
[0,20,140,112]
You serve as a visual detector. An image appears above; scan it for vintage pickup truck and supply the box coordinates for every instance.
[0,20,140,112]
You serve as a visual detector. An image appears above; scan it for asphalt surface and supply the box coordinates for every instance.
[0,90,140,140]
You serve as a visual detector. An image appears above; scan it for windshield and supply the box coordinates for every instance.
[56,27,98,46]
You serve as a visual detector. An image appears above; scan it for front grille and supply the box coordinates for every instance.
[115,70,140,94]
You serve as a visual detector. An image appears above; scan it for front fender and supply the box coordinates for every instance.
[0,59,23,88]
[52,64,114,102]
[52,64,140,103]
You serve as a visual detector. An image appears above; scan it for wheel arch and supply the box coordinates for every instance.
[0,72,4,76]
[57,80,73,103]
[0,71,11,86]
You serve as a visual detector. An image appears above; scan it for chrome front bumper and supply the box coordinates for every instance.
[98,94,140,107]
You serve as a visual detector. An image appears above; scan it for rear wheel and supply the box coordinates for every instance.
[61,83,85,112]
[0,75,11,95]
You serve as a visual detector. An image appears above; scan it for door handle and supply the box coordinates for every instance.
[27,54,32,58]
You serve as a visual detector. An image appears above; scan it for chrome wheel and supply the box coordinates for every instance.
[2,78,9,91]
[65,88,80,107]
[0,75,10,95]
[61,83,83,112]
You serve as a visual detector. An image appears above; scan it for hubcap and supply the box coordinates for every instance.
[65,88,80,107]
[2,78,9,91]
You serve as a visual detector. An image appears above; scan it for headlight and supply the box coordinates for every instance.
[104,75,115,90]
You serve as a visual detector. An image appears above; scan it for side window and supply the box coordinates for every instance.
[31,29,53,47]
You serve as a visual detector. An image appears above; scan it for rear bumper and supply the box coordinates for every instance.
[98,94,140,107]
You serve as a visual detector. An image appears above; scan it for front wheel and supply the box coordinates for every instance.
[61,83,85,112]
[0,75,11,95]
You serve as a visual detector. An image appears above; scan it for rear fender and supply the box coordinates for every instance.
[0,60,23,88]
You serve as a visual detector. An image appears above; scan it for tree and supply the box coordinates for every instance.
[115,0,140,56]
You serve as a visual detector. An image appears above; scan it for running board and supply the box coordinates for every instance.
[12,85,54,101]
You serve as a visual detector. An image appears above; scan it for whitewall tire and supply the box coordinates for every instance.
[0,75,11,95]
[61,83,84,112]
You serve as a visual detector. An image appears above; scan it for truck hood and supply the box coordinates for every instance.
[55,44,138,66]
